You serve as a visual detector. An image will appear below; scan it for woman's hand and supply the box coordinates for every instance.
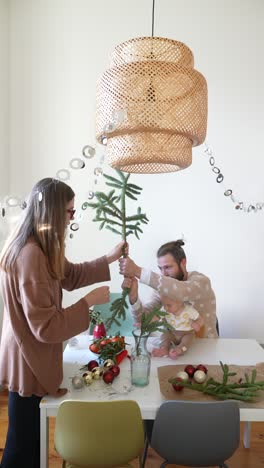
[106,241,128,264]
[84,286,110,306]
[52,388,68,398]
[122,277,138,305]
[119,257,141,278]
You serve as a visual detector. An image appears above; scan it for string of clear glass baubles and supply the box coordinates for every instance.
[203,142,263,213]
[1,109,263,219]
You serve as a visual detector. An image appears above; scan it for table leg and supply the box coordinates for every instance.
[40,407,49,468]
[243,421,251,448]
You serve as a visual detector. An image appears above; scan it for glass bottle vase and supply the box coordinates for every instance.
[130,330,151,387]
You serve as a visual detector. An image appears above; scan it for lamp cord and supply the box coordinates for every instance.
[151,0,155,37]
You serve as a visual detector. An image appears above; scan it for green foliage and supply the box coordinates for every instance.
[134,308,174,356]
[140,308,174,336]
[93,338,125,363]
[89,309,104,324]
[169,361,264,401]
[87,169,149,330]
[107,288,130,328]
[80,334,125,366]
[87,170,148,240]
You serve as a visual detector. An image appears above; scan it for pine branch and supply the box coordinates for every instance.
[105,182,124,190]
[126,214,149,223]
[94,217,123,228]
[87,169,149,329]
[103,174,123,186]
[126,186,141,195]
[105,226,123,236]
[126,183,142,190]
[105,289,130,330]
[97,205,122,220]
[114,168,127,181]
[89,191,122,219]
[169,362,264,402]
[134,308,174,355]
[125,192,138,201]
[125,230,134,237]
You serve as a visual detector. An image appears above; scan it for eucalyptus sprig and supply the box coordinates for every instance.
[89,309,104,325]
[169,361,264,402]
[87,169,149,330]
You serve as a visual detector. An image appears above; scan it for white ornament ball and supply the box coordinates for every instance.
[176,371,189,382]
[72,376,84,389]
[193,370,207,383]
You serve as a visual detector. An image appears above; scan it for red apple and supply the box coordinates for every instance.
[110,365,120,377]
[87,360,99,371]
[172,377,184,392]
[195,364,208,374]
[103,370,115,384]
[184,364,196,378]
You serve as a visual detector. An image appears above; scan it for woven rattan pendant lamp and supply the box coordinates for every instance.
[96,1,208,174]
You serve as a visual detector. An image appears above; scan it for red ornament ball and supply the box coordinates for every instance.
[103,370,115,384]
[184,364,196,378]
[195,364,208,374]
[172,377,184,392]
[87,360,99,371]
[110,365,120,377]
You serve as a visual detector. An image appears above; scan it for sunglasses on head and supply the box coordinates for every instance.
[66,209,76,220]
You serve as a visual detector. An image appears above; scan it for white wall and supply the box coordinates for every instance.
[1,0,264,340]
[0,0,9,194]
[0,0,10,338]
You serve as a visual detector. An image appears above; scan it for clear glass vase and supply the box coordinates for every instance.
[130,330,151,387]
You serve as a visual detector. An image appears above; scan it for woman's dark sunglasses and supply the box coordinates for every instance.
[66,209,76,220]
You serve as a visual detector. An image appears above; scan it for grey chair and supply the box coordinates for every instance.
[143,400,240,467]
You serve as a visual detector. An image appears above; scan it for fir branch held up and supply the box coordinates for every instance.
[87,169,149,330]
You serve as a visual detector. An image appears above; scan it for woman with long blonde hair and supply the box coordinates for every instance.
[0,177,124,468]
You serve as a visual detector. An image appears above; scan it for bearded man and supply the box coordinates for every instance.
[119,239,218,339]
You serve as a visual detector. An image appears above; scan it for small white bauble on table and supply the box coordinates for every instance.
[193,369,207,383]
[71,375,84,389]
[176,371,189,382]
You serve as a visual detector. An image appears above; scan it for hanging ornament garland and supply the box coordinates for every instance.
[0,143,101,232]
[0,110,127,233]
[203,142,263,213]
[1,107,263,224]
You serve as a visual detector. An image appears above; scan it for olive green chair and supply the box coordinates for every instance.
[54,400,145,467]
[89,293,134,337]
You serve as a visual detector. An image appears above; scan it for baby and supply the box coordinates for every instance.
[152,296,204,359]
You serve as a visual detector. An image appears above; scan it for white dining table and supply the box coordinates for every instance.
[39,334,264,468]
